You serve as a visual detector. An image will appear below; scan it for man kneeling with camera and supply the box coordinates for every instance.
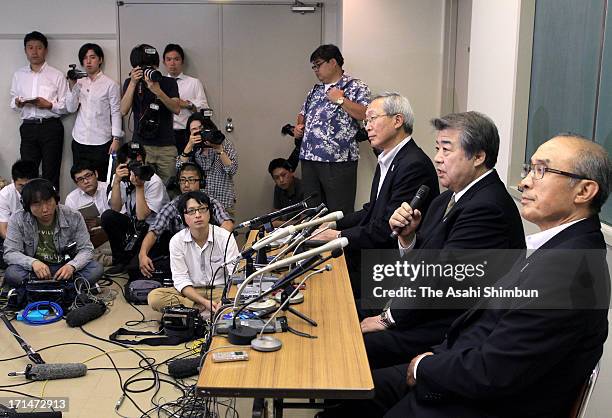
[3,179,104,288]
[102,142,169,274]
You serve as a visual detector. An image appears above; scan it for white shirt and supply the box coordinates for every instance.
[9,62,68,119]
[167,72,208,130]
[0,183,23,223]
[170,225,240,292]
[65,181,111,215]
[525,219,585,250]
[66,72,123,145]
[377,136,412,198]
[111,174,169,225]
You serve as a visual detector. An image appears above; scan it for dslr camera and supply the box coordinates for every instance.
[122,143,155,182]
[194,108,225,152]
[67,64,87,81]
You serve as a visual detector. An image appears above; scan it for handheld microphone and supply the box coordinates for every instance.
[9,363,87,381]
[65,302,106,327]
[390,185,431,238]
[168,357,201,378]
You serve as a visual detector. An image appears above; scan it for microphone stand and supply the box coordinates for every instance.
[0,312,45,364]
[278,285,318,326]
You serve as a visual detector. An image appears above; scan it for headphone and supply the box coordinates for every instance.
[20,178,60,213]
[177,162,206,190]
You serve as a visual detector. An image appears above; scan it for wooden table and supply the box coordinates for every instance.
[196,250,374,417]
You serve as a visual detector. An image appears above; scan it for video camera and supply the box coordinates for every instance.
[194,108,225,151]
[162,305,206,340]
[67,64,87,81]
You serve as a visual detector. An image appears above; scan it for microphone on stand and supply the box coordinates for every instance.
[9,363,87,381]
[227,238,349,345]
[390,185,431,239]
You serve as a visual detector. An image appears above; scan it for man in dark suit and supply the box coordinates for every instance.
[330,134,610,418]
[360,111,525,369]
[313,92,439,297]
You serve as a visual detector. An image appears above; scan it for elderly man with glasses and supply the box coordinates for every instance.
[294,44,370,215]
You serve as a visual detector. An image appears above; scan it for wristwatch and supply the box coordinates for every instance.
[335,97,345,106]
[380,308,395,328]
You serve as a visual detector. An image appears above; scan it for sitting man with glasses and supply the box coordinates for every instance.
[147,190,239,314]
[65,162,112,264]
[293,44,370,215]
[313,92,439,298]
[132,162,233,282]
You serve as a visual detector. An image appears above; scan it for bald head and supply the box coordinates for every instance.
[550,134,610,213]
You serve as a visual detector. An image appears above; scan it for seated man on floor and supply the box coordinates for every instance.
[147,191,239,313]
[268,158,304,210]
[102,142,169,274]
[134,162,233,281]
[3,178,103,288]
[325,134,611,418]
[65,161,112,265]
[0,159,38,268]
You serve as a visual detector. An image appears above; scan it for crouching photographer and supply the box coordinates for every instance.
[101,142,169,274]
[177,111,238,216]
[3,179,104,289]
[120,44,180,184]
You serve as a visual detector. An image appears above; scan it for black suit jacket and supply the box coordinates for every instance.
[414,216,610,418]
[390,170,526,327]
[337,139,438,250]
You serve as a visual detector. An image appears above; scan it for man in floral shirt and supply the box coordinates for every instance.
[295,44,370,215]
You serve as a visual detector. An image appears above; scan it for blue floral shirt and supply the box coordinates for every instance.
[299,73,370,162]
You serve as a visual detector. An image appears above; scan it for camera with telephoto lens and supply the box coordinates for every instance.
[67,64,87,80]
[142,66,163,82]
[281,123,295,137]
[127,160,155,182]
[194,108,225,152]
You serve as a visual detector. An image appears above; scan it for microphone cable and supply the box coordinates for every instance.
[21,301,63,325]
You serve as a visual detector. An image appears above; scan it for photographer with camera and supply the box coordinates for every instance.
[102,142,169,274]
[177,112,238,215]
[162,43,209,155]
[66,43,123,180]
[3,179,103,288]
[120,44,180,184]
[147,191,239,314]
[10,31,68,192]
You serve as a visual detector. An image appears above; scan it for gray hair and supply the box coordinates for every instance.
[372,92,414,134]
[558,133,610,214]
[431,111,499,169]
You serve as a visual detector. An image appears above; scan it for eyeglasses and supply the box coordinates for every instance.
[178,177,200,185]
[521,163,591,181]
[363,114,392,127]
[75,172,95,184]
[311,60,328,70]
[184,206,209,216]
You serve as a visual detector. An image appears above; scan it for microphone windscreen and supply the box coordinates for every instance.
[168,357,201,378]
[28,363,87,380]
[66,302,106,327]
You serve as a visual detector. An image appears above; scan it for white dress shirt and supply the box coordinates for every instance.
[525,219,585,250]
[66,72,123,145]
[169,225,240,292]
[377,136,412,198]
[9,62,68,119]
[111,174,169,225]
[168,72,208,130]
[65,181,111,215]
[0,184,23,223]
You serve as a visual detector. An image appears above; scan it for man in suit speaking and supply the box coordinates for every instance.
[331,134,610,418]
[314,92,438,298]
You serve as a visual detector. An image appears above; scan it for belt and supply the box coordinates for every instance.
[22,117,58,125]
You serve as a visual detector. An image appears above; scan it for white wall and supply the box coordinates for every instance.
[341,0,446,207]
